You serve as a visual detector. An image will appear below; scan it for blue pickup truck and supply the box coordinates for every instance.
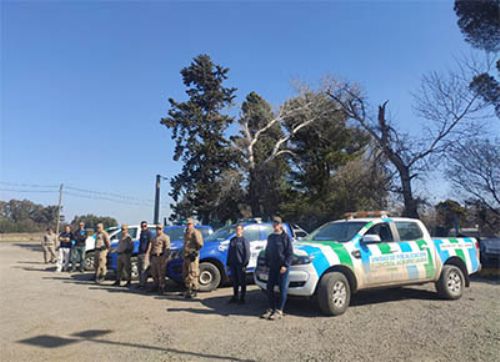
[166,221,295,292]
[107,225,213,279]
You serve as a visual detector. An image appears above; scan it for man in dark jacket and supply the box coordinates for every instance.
[261,216,293,320]
[137,221,152,288]
[226,224,250,304]
[57,225,74,272]
[71,222,87,272]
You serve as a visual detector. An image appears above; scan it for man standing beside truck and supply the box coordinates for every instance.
[94,223,110,284]
[226,224,250,304]
[146,225,171,294]
[113,224,134,287]
[71,222,87,273]
[260,216,294,321]
[182,218,204,299]
[137,221,153,289]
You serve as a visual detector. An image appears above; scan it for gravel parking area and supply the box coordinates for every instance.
[1,241,498,361]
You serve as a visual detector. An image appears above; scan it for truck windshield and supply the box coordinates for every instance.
[206,225,235,242]
[309,222,366,243]
[165,228,185,241]
[165,227,212,241]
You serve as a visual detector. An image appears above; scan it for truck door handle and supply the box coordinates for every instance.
[351,250,361,259]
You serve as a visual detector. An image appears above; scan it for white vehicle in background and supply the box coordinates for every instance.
[83,225,155,271]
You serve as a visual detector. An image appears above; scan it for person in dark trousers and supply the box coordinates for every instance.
[71,222,87,272]
[260,216,293,321]
[137,221,153,289]
[226,224,250,304]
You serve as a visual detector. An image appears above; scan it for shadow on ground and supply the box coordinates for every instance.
[165,285,441,318]
[14,243,42,252]
[17,329,254,361]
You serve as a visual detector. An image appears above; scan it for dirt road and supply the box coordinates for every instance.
[0,241,498,361]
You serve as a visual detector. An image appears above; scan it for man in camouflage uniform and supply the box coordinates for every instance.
[182,218,204,298]
[94,223,110,284]
[41,227,57,264]
[146,225,171,294]
[113,224,134,287]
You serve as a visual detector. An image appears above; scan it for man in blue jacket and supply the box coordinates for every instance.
[137,221,153,289]
[261,216,293,320]
[226,224,250,304]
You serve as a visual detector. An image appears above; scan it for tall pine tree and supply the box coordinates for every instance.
[161,55,238,224]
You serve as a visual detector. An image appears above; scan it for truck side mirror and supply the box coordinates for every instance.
[362,234,382,244]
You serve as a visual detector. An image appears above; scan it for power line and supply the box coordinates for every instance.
[65,191,153,207]
[0,188,58,193]
[0,181,59,188]
[66,185,154,203]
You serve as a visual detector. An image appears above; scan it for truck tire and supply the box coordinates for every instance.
[436,265,465,300]
[198,262,221,292]
[84,251,95,271]
[317,272,351,316]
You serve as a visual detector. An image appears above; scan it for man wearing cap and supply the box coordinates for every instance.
[182,218,204,298]
[41,227,57,264]
[146,225,171,294]
[113,224,134,287]
[94,223,111,284]
[260,216,293,320]
[71,222,88,272]
[137,221,153,289]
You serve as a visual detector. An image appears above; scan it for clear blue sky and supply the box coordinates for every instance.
[0,0,494,224]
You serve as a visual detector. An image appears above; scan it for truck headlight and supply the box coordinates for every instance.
[292,255,313,265]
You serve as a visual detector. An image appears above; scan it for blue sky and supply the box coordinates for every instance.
[1,0,495,224]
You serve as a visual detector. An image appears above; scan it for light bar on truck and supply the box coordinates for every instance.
[344,210,390,219]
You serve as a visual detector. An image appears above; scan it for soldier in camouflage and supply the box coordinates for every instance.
[182,218,204,298]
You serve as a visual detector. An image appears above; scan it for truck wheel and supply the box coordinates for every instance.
[198,262,221,292]
[130,256,139,281]
[84,251,95,271]
[317,272,351,316]
[436,265,465,300]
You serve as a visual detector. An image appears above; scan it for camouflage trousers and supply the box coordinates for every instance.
[150,255,167,290]
[95,249,108,279]
[183,258,199,291]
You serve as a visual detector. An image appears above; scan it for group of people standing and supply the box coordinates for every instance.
[41,222,89,272]
[41,216,294,320]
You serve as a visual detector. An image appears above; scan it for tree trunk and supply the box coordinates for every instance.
[400,167,419,218]
[248,169,261,217]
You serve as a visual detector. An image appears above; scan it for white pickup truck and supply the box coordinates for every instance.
[255,212,481,316]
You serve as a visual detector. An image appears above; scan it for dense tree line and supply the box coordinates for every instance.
[0,199,118,233]
[0,199,58,233]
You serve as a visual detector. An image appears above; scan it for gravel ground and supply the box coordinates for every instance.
[1,241,499,361]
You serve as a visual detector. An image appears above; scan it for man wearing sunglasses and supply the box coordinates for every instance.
[137,221,153,289]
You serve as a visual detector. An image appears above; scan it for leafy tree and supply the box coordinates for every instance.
[454,0,500,52]
[70,214,118,230]
[278,91,388,230]
[0,199,58,233]
[454,1,500,116]
[161,55,239,224]
[231,92,290,217]
[434,199,467,236]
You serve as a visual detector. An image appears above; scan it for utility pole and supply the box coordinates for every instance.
[55,183,64,236]
[154,175,161,225]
